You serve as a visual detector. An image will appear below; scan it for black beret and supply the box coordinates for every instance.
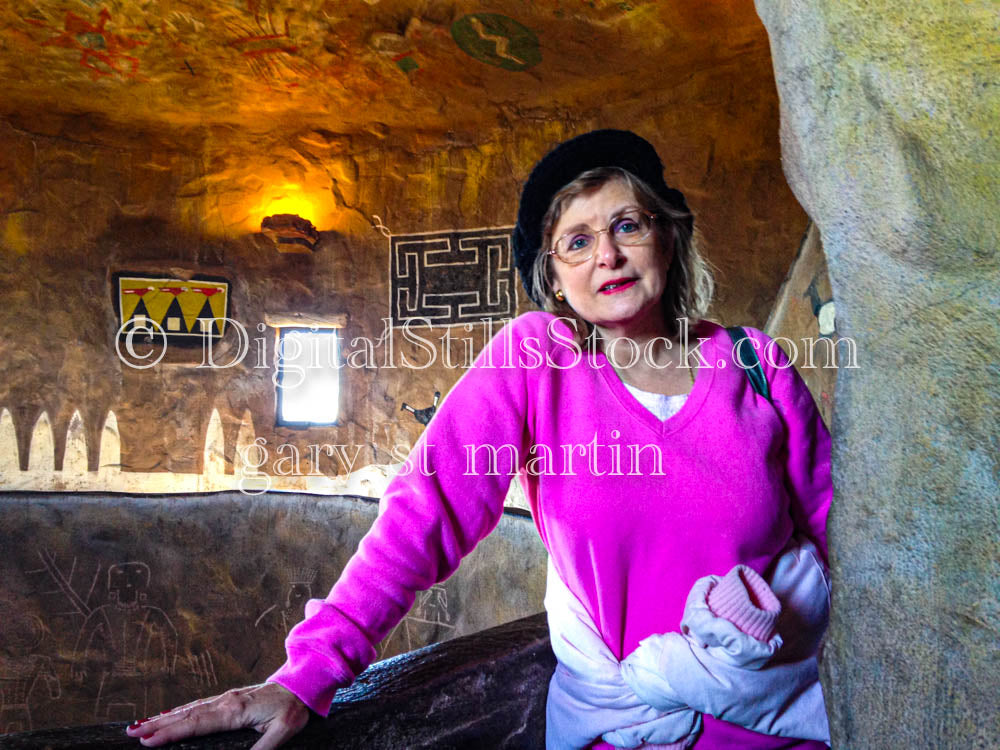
[512,129,692,306]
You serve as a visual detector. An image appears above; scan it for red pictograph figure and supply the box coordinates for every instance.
[225,7,318,86]
[227,20,298,58]
[30,8,146,81]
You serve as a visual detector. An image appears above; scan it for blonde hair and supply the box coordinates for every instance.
[530,167,715,343]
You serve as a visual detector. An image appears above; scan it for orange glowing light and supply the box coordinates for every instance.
[260,184,316,220]
[246,182,333,234]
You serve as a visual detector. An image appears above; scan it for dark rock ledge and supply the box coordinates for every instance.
[0,613,554,750]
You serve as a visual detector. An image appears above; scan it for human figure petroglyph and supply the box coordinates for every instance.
[379,583,455,656]
[0,654,61,733]
[254,567,317,635]
[72,562,177,721]
[0,605,61,735]
[74,562,178,677]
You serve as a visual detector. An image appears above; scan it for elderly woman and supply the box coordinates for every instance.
[127,130,832,750]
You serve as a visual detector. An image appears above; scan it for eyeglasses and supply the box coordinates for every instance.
[547,209,659,265]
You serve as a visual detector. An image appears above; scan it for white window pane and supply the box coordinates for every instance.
[278,329,339,424]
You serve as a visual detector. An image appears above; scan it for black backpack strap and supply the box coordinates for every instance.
[725,326,771,402]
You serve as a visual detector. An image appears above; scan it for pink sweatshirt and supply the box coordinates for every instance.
[269,312,831,749]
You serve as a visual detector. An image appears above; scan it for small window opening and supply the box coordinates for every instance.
[276,328,340,426]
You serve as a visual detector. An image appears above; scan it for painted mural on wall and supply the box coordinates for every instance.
[114,274,230,345]
[3,0,775,147]
[6,2,547,129]
[25,6,146,81]
[450,14,541,71]
[390,227,517,326]
[224,7,320,86]
[0,405,530,510]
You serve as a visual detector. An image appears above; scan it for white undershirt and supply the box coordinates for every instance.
[623,383,689,422]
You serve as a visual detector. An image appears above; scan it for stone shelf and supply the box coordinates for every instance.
[0,612,554,749]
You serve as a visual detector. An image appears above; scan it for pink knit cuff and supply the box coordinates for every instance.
[706,565,781,642]
[643,740,694,750]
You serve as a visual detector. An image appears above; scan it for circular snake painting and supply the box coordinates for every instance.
[451,14,542,72]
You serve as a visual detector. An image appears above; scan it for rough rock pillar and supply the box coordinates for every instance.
[753,1,999,747]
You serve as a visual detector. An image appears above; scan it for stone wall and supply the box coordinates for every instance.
[755,1,1000,746]
[0,491,546,732]
[0,99,808,488]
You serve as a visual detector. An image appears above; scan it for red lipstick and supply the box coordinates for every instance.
[598,278,637,294]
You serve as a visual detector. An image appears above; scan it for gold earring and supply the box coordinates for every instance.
[554,290,565,302]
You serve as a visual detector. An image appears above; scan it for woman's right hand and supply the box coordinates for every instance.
[125,681,311,750]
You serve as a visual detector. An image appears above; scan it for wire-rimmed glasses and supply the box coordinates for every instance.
[547,209,659,265]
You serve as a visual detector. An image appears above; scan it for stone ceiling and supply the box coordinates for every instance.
[0,1,771,137]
